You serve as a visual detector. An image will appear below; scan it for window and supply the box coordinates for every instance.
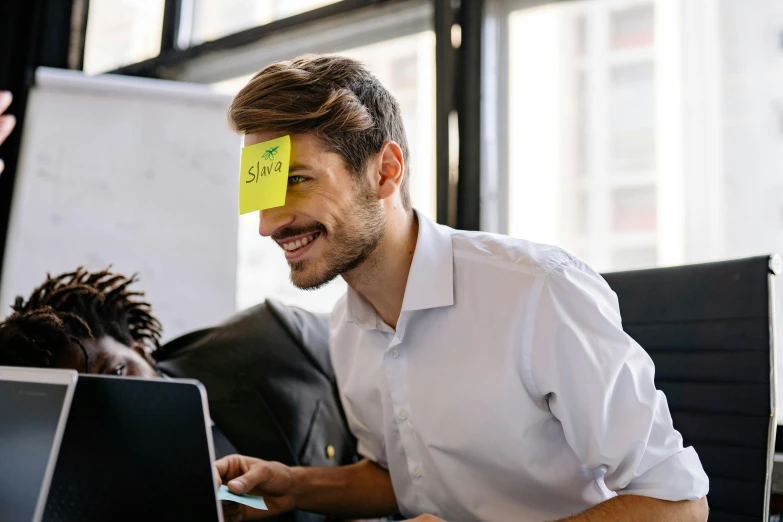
[500,0,783,416]
[503,0,783,274]
[609,62,655,173]
[83,0,166,74]
[340,32,437,221]
[610,4,654,50]
[189,0,342,45]
[221,31,435,313]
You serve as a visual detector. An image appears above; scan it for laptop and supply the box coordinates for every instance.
[42,374,223,522]
[0,366,78,522]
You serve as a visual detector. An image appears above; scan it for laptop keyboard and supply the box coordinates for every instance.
[43,476,111,521]
[43,482,86,521]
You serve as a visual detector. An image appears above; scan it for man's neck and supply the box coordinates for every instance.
[343,210,419,330]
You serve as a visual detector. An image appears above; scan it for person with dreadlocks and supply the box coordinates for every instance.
[0,267,359,522]
[0,267,162,377]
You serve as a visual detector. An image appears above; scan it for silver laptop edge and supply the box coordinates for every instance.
[0,366,78,522]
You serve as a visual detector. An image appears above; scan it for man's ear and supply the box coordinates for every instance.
[375,141,405,201]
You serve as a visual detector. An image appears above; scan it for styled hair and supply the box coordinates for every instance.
[0,267,162,369]
[228,54,412,209]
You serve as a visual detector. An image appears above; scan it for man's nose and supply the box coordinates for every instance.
[258,206,293,237]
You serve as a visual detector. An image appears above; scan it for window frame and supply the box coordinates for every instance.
[93,0,481,229]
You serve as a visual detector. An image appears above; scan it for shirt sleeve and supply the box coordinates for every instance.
[528,258,709,501]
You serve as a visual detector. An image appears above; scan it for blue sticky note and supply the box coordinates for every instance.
[218,485,268,511]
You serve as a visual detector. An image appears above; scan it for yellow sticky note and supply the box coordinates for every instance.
[239,135,290,214]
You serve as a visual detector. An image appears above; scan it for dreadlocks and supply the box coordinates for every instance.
[0,267,162,369]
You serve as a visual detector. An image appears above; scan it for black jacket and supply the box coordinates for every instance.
[156,299,358,522]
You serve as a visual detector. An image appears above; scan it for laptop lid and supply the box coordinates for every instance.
[43,375,223,522]
[0,366,78,522]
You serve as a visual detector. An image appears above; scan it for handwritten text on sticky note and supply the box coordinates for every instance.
[239,135,290,215]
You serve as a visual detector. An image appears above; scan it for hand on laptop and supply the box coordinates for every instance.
[0,91,16,175]
[216,454,295,521]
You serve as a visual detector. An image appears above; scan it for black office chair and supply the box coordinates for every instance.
[602,255,781,522]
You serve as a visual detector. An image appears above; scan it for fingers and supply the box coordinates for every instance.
[0,91,16,162]
[222,500,242,522]
[0,115,15,145]
[215,456,231,478]
[215,455,251,483]
[0,90,15,147]
[215,454,246,480]
[0,91,12,114]
[216,454,267,495]
[227,462,269,495]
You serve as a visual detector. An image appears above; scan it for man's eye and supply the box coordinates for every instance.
[288,175,307,185]
[110,364,125,376]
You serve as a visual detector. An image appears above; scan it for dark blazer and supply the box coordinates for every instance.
[156,299,358,522]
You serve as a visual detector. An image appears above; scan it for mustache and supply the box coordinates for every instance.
[272,222,327,242]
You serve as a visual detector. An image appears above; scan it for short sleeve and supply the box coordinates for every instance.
[529,259,709,501]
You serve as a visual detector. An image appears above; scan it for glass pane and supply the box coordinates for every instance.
[574,71,588,177]
[508,0,660,264]
[190,0,341,45]
[340,32,437,222]
[83,0,165,74]
[574,15,587,57]
[217,32,435,312]
[507,5,565,246]
[610,4,654,50]
[611,247,657,270]
[611,187,656,232]
[609,62,655,173]
[575,189,588,236]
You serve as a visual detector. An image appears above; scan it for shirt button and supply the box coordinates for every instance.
[399,409,409,420]
[414,466,423,478]
[390,349,400,359]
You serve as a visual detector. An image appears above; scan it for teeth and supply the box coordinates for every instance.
[281,233,318,252]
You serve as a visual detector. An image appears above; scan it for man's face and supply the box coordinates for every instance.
[246,132,386,289]
[55,336,158,378]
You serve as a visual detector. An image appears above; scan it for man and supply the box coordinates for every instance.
[0,267,358,522]
[216,55,709,522]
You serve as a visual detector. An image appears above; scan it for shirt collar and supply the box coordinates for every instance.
[346,210,454,329]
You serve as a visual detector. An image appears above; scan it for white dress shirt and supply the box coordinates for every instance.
[329,211,709,522]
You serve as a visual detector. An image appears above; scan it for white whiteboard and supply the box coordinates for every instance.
[0,67,240,342]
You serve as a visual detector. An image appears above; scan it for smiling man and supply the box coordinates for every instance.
[216,54,709,522]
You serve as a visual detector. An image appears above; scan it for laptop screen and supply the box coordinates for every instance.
[0,380,68,522]
[43,376,221,522]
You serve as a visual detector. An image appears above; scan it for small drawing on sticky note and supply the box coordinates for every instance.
[239,135,290,215]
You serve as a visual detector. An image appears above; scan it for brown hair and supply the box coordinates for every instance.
[228,54,412,209]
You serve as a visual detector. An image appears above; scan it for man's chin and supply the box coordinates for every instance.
[289,264,338,291]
